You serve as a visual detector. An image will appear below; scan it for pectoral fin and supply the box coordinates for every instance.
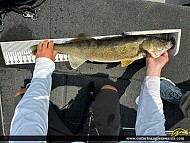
[121,59,135,67]
[68,55,86,69]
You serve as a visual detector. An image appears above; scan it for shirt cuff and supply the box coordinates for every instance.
[34,58,55,74]
[144,76,160,81]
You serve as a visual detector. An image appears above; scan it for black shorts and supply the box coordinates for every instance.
[48,89,120,142]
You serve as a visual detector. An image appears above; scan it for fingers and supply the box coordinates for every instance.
[53,51,58,61]
[42,40,49,49]
[161,51,169,64]
[37,40,49,51]
[48,41,54,51]
[53,51,57,56]
[37,42,43,51]
[146,53,151,58]
[37,40,54,51]
[161,51,168,58]
[36,40,56,61]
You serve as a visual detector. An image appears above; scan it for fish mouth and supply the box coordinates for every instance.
[169,37,175,49]
[161,37,175,51]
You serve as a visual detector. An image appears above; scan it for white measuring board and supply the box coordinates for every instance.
[0,38,74,65]
[0,29,181,65]
[0,36,120,65]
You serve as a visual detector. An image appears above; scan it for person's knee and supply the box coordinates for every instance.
[101,85,118,92]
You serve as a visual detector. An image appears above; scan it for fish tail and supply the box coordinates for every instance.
[30,45,38,55]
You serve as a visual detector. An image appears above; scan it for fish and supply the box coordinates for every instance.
[31,34,173,69]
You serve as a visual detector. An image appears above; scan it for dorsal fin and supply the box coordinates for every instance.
[121,32,126,36]
[68,33,93,43]
[76,33,92,40]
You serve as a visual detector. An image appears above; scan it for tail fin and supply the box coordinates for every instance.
[31,45,38,55]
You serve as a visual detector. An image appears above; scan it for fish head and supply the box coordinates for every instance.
[141,37,173,58]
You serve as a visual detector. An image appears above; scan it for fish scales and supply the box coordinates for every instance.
[56,35,148,62]
[31,34,173,69]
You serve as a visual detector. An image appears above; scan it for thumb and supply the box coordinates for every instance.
[53,51,57,56]
[146,53,152,58]
[161,51,168,57]
[53,51,58,61]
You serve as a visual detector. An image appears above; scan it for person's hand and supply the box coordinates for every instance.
[36,40,57,61]
[146,52,169,77]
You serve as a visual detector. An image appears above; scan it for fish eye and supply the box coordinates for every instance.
[158,46,164,51]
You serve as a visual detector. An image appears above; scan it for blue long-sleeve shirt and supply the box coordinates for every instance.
[10,58,166,143]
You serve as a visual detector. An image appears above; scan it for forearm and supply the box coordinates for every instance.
[10,58,55,135]
[135,76,166,136]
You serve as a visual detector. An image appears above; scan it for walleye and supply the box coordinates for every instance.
[31,34,173,69]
